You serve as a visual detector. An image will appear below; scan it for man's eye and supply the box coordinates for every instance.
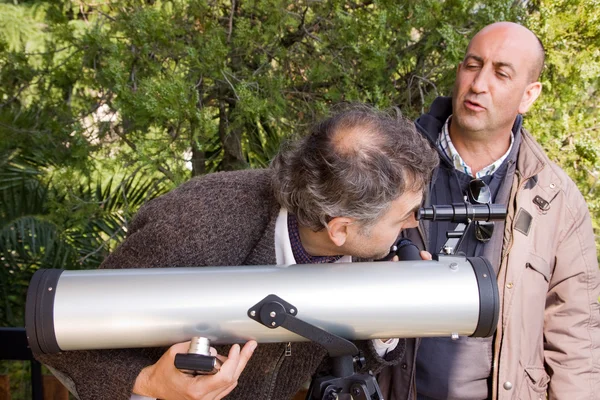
[497,71,509,78]
[398,215,410,224]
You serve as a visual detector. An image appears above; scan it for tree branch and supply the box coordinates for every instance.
[227,0,236,44]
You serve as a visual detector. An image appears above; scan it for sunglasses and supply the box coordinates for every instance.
[467,179,495,243]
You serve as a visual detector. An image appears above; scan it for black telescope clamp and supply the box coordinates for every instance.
[248,294,382,400]
[417,202,506,256]
[381,202,508,260]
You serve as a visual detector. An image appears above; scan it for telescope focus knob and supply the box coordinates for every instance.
[174,336,221,375]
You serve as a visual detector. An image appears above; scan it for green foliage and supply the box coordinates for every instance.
[0,2,48,52]
[0,360,32,400]
[0,8,597,400]
[0,151,167,326]
[525,0,600,253]
[0,0,598,331]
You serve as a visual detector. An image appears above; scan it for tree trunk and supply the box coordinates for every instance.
[190,140,205,177]
[218,101,247,171]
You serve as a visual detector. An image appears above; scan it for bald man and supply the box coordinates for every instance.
[378,22,600,400]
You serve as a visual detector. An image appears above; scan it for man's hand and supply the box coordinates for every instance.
[391,250,432,261]
[133,340,257,400]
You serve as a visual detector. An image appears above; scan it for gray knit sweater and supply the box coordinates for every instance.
[35,169,406,400]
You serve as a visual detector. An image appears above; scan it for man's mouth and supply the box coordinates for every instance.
[464,99,486,111]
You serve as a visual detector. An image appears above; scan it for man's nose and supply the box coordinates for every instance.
[470,70,489,93]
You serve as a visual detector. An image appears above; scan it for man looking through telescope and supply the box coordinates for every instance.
[34,104,439,400]
[379,22,600,400]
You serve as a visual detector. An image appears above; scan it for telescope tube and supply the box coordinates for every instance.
[26,257,498,355]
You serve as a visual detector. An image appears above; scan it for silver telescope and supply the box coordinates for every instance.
[26,257,499,355]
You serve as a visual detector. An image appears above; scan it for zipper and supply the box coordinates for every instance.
[493,161,544,400]
[264,343,290,400]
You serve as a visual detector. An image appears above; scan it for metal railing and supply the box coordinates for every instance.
[0,327,42,400]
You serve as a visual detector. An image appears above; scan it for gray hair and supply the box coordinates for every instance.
[270,103,439,231]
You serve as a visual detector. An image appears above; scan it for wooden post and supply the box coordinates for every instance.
[0,375,10,400]
[43,375,69,400]
[292,389,308,400]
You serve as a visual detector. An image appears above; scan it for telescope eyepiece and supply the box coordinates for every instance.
[417,203,507,223]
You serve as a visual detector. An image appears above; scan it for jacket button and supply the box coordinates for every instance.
[506,282,513,289]
[401,363,407,369]
[503,381,513,390]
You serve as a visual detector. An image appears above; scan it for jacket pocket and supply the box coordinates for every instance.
[525,253,551,282]
[517,366,549,400]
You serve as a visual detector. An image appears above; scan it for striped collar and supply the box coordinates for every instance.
[287,213,342,264]
[438,116,514,178]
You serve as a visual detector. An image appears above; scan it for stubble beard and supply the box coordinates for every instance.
[451,107,492,142]
[352,243,392,261]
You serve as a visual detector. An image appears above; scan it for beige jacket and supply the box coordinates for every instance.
[491,130,600,399]
[380,130,600,400]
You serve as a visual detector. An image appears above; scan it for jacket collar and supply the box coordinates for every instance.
[415,97,453,147]
[516,130,546,180]
[515,129,563,199]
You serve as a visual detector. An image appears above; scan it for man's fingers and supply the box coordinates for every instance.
[227,343,242,361]
[165,341,191,362]
[218,341,256,381]
[198,345,242,399]
[215,353,227,363]
[420,250,433,260]
[203,342,256,400]
[217,344,241,380]
[233,340,257,378]
[180,341,256,400]
[170,341,192,353]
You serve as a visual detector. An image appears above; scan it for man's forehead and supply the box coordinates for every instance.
[466,24,539,65]
[391,188,421,209]
[402,189,423,210]
[464,36,535,72]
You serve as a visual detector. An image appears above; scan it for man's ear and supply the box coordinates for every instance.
[326,217,354,247]
[518,81,542,114]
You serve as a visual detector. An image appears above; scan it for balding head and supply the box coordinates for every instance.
[469,22,545,82]
[270,104,439,231]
